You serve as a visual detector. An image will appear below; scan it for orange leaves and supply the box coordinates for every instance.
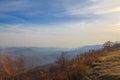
[1,51,15,76]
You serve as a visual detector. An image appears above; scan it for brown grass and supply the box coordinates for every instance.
[0,45,119,80]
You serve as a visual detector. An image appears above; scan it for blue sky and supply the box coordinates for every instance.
[0,0,97,24]
[0,0,120,47]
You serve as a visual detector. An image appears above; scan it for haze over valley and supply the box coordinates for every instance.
[0,0,120,80]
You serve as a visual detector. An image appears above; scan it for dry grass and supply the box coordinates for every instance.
[91,48,120,80]
[0,46,120,80]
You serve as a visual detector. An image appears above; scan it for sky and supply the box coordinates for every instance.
[0,0,120,47]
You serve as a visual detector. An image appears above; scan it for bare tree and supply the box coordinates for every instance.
[0,50,26,79]
[103,41,113,48]
[56,52,69,71]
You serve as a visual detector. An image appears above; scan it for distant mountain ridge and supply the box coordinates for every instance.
[67,45,102,57]
[0,45,102,66]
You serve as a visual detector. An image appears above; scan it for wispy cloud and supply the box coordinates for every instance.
[0,21,120,47]
[0,0,120,47]
[62,0,120,15]
[1,0,120,24]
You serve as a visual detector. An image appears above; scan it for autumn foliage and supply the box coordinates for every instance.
[0,41,120,80]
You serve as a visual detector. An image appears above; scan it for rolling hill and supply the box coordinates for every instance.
[0,45,102,66]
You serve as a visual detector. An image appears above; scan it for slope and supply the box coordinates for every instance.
[91,48,120,80]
